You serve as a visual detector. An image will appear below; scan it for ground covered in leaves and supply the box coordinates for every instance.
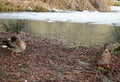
[0,32,120,82]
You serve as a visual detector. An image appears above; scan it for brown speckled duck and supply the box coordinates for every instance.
[96,44,112,69]
[2,35,26,57]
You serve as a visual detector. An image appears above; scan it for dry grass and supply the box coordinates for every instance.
[89,0,114,12]
[46,0,114,12]
[114,1,120,6]
[0,0,115,12]
[108,0,114,5]
[0,0,48,12]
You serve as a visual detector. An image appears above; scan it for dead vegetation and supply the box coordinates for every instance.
[0,0,49,12]
[0,32,120,82]
[44,0,114,12]
[0,0,115,12]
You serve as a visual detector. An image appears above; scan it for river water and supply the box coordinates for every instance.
[0,19,120,46]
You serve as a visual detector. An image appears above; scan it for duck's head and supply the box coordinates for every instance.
[104,43,112,52]
[11,35,20,42]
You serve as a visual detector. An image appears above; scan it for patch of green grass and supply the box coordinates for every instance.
[67,45,80,50]
[20,68,29,74]
[0,71,9,78]
[98,67,108,72]
[55,67,66,75]
[114,46,120,51]
[97,67,111,76]
[113,45,120,54]
[102,77,113,82]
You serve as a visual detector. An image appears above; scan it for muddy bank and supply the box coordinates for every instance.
[0,32,120,82]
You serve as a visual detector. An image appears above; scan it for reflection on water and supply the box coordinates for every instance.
[0,19,120,46]
[0,19,27,33]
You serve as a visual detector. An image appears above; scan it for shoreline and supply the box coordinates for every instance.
[0,32,120,81]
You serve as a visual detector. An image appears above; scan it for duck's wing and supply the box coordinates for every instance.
[96,50,103,58]
[10,41,20,49]
[98,51,112,64]
[102,51,112,60]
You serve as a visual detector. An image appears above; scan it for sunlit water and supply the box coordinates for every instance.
[0,19,120,46]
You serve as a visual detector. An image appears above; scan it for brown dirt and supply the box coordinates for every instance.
[0,32,120,82]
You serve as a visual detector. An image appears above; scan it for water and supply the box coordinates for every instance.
[0,19,120,46]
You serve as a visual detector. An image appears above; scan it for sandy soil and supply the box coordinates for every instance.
[0,32,120,82]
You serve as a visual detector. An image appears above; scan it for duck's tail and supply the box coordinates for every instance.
[0,37,7,47]
[1,40,10,48]
[104,43,112,52]
[2,40,15,49]
[0,37,13,48]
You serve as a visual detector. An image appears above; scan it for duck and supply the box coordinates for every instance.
[96,43,112,69]
[2,35,26,57]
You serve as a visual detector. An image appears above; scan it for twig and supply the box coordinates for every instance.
[0,77,5,81]
[2,61,9,65]
[2,21,10,31]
